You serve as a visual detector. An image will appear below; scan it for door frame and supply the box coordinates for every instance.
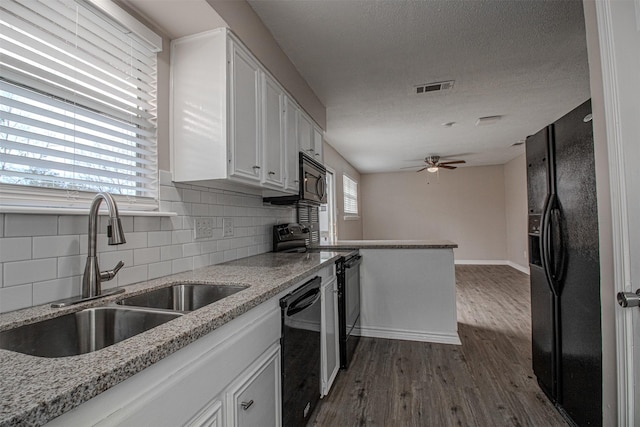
[594,0,636,425]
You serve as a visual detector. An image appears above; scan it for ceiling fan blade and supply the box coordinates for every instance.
[439,165,457,169]
[416,167,427,172]
[439,160,466,165]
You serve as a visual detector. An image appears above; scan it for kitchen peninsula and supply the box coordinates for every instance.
[317,240,461,345]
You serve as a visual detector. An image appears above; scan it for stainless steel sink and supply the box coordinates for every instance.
[0,307,183,358]
[117,283,249,312]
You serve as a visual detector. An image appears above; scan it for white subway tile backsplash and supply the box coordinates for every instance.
[161,245,183,261]
[183,243,201,257]
[172,229,192,245]
[0,171,295,312]
[148,231,172,247]
[118,232,148,250]
[0,284,33,312]
[58,216,88,235]
[4,258,57,287]
[117,265,148,287]
[33,277,80,305]
[134,247,161,265]
[0,237,32,262]
[148,261,172,280]
[172,257,193,274]
[33,235,79,259]
[133,217,162,232]
[5,214,58,237]
[57,255,85,279]
[99,250,133,272]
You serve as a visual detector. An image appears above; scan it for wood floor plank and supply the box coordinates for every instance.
[310,265,568,427]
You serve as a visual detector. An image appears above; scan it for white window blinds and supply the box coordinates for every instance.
[343,174,358,216]
[0,0,161,210]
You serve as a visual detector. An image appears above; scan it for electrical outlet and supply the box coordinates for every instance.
[194,217,214,239]
[524,250,528,260]
[223,217,234,237]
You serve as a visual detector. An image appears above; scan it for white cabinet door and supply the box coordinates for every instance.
[188,399,223,427]
[321,276,340,396]
[261,74,284,189]
[229,41,261,183]
[298,112,314,157]
[312,126,324,163]
[284,96,300,193]
[226,344,281,427]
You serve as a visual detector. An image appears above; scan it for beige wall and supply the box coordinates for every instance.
[207,0,326,129]
[583,1,616,424]
[323,142,363,240]
[361,166,508,261]
[504,154,528,270]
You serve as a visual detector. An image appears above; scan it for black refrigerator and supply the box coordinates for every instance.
[526,99,602,426]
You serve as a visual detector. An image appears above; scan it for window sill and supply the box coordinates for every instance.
[343,215,360,221]
[0,206,177,217]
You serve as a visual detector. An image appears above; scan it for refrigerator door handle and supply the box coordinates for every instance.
[541,192,559,296]
[550,204,566,286]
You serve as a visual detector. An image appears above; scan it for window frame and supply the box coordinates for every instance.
[0,0,162,212]
[342,173,359,219]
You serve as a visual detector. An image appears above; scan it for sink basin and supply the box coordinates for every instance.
[117,283,248,312]
[0,307,182,358]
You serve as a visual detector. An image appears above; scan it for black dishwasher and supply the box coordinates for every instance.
[280,276,322,427]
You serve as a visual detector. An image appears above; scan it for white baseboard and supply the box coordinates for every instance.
[455,259,530,275]
[355,325,461,346]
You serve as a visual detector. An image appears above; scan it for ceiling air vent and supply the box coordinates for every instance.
[414,80,455,94]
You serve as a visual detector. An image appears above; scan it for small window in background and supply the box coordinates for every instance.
[343,174,358,217]
[0,0,162,210]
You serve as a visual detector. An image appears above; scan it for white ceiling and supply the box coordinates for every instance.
[247,0,590,173]
[122,0,591,174]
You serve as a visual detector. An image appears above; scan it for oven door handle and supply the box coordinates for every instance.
[287,287,321,316]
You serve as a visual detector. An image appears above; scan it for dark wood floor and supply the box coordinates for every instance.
[311,265,568,427]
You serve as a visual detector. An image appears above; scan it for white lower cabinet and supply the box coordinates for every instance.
[47,299,282,427]
[321,276,340,397]
[226,344,281,427]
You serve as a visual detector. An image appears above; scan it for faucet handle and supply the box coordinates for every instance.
[100,261,124,281]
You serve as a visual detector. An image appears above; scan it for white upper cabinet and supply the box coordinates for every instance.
[261,74,285,189]
[171,29,305,192]
[284,96,300,193]
[298,112,314,157]
[313,125,324,163]
[229,41,261,183]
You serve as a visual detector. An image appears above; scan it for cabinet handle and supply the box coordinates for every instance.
[268,171,275,175]
[241,400,254,410]
[252,165,260,169]
[306,148,315,153]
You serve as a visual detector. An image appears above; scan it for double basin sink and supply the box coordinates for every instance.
[0,284,248,358]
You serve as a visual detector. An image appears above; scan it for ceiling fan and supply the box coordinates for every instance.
[403,155,466,173]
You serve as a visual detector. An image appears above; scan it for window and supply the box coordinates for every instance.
[343,174,358,217]
[0,0,162,210]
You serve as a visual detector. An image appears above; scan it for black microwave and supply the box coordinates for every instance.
[263,153,327,206]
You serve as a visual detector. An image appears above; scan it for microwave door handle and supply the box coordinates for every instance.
[316,176,326,200]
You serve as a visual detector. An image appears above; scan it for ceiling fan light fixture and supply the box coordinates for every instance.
[427,166,439,173]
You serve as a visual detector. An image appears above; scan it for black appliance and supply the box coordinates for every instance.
[336,252,362,369]
[526,99,602,426]
[280,276,322,427]
[263,153,327,206]
[273,223,362,371]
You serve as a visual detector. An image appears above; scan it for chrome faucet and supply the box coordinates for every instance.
[82,192,126,298]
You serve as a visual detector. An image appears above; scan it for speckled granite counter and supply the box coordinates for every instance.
[313,239,458,249]
[0,251,342,427]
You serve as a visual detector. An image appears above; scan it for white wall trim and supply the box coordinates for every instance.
[355,326,461,346]
[454,259,530,275]
[595,0,634,425]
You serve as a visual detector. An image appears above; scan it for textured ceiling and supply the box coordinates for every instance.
[247,0,590,173]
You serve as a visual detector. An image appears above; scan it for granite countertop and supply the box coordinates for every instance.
[314,239,458,249]
[0,251,343,427]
